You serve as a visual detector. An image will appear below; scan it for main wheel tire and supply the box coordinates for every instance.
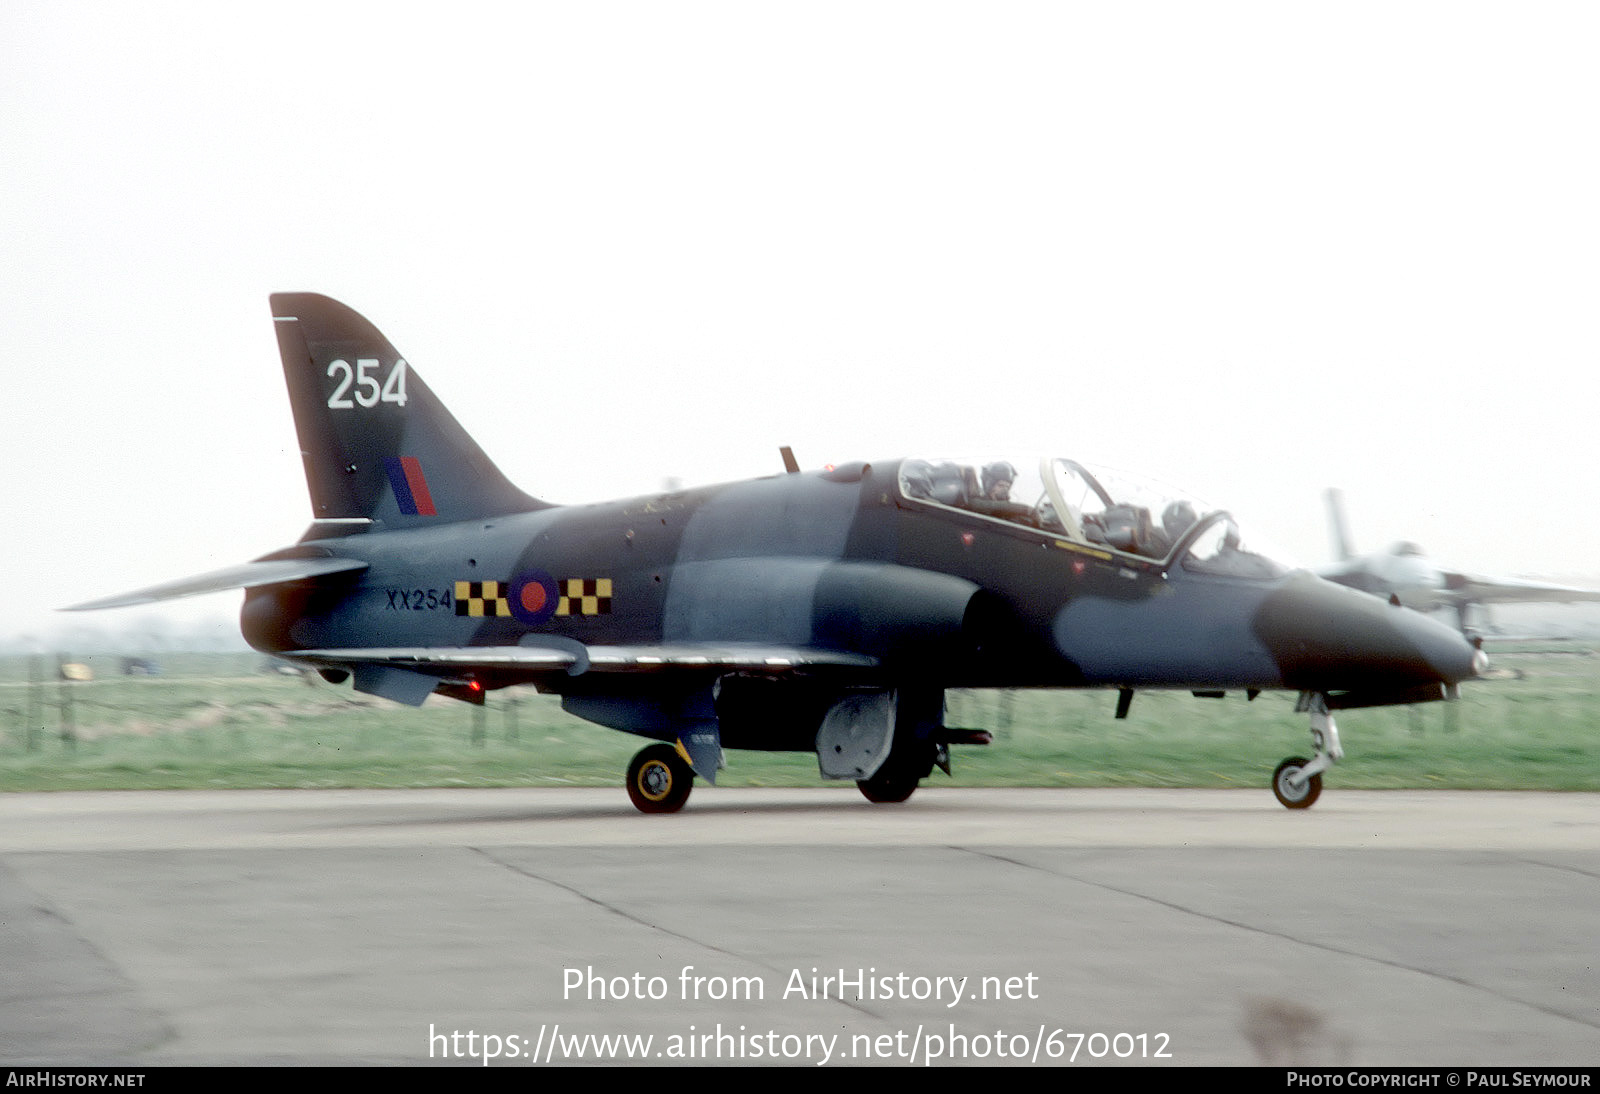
[626,744,694,814]
[857,766,918,804]
[1272,756,1322,810]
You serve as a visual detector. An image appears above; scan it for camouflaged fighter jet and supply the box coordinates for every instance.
[70,294,1489,812]
[1318,488,1600,633]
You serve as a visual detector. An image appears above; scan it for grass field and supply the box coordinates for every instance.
[0,646,1595,793]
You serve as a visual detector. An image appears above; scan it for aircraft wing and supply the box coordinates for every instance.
[277,644,879,674]
[276,643,881,706]
[1444,572,1600,606]
[64,557,370,611]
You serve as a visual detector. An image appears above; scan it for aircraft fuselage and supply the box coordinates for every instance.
[79,293,1487,811]
[243,456,1481,734]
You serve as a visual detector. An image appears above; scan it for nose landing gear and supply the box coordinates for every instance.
[1272,757,1322,809]
[1272,693,1342,809]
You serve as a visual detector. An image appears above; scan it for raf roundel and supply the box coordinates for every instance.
[510,571,559,625]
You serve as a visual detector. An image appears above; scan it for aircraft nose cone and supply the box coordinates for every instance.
[1254,574,1485,695]
[1392,605,1488,684]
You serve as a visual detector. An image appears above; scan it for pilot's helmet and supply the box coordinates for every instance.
[982,460,1017,499]
[901,460,933,499]
[1161,500,1197,539]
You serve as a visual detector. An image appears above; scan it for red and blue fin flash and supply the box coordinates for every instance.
[383,456,438,516]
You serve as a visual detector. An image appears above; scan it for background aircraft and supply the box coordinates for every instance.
[1317,488,1600,632]
[71,296,1487,813]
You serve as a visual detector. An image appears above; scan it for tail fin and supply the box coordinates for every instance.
[271,294,546,528]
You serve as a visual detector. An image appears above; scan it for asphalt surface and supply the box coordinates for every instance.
[1,787,1596,1067]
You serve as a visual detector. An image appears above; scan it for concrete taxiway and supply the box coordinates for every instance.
[1,787,1596,1066]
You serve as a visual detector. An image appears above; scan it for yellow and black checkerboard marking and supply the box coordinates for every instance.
[455,580,511,617]
[556,578,612,617]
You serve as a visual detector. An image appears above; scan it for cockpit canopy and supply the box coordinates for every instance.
[898,456,1290,580]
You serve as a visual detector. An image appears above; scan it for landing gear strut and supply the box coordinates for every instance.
[626,743,694,814]
[1273,693,1342,810]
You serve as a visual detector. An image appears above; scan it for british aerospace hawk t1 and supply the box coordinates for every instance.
[1318,488,1600,632]
[70,294,1488,812]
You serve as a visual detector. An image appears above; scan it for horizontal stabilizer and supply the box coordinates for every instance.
[65,557,368,611]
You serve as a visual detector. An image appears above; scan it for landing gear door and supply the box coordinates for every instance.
[816,691,896,780]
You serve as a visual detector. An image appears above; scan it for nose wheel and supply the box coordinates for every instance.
[1272,757,1322,809]
[1272,693,1342,810]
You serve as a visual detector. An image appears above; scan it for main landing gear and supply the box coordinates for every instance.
[1272,693,1341,810]
[856,752,926,804]
[626,743,694,814]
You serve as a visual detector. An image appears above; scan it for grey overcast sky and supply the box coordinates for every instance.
[4,1,1598,648]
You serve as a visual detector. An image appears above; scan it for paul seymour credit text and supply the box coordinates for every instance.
[1287,1076,1591,1088]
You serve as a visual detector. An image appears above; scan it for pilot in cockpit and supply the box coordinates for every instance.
[982,461,1015,501]
[968,461,1034,525]
[1160,500,1197,545]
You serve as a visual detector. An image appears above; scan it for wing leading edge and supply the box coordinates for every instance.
[275,644,880,706]
[278,644,878,674]
[1446,573,1600,607]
